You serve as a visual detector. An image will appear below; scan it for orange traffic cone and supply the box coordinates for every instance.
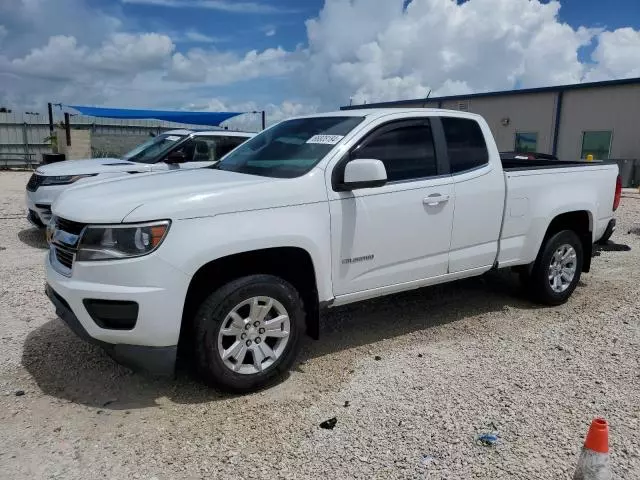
[573,418,612,480]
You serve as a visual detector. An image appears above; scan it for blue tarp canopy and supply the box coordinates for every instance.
[68,105,243,127]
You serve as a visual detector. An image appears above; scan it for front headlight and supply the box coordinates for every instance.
[41,174,97,186]
[76,221,171,261]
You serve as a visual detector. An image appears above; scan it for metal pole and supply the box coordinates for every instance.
[22,121,30,168]
[47,102,54,136]
[64,112,71,146]
[261,110,266,130]
[552,90,564,157]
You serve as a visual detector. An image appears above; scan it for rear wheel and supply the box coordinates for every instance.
[525,230,583,305]
[192,274,305,392]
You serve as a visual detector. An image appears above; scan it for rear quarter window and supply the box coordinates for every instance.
[441,117,489,174]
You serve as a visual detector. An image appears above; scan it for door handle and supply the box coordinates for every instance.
[423,193,450,206]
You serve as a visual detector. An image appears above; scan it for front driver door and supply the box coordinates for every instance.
[329,118,455,297]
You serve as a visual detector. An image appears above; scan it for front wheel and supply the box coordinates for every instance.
[525,230,584,306]
[192,274,305,392]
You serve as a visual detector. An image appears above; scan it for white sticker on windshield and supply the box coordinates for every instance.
[166,135,181,141]
[306,134,344,145]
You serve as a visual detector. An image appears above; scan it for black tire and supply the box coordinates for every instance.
[192,274,305,393]
[526,230,584,306]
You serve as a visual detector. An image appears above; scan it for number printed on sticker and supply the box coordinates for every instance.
[306,134,344,145]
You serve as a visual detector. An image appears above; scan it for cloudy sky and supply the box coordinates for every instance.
[1,0,640,129]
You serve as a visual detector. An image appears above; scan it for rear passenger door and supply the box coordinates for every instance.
[329,118,455,296]
[441,117,505,272]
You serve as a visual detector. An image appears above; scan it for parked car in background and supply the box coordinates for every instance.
[25,129,254,227]
[44,109,620,392]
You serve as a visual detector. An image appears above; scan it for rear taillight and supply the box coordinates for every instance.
[613,175,622,211]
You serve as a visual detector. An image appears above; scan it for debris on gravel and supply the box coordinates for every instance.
[319,417,337,430]
[476,433,499,447]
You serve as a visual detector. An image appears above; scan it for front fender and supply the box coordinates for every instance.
[156,202,333,303]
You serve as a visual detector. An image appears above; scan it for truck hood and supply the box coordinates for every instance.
[53,167,323,224]
[35,158,151,176]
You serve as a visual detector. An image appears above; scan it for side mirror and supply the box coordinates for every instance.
[339,158,387,191]
[166,151,187,164]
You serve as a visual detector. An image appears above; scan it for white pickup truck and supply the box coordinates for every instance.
[44,108,620,392]
[26,129,253,227]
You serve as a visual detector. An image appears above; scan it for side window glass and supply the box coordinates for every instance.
[173,138,220,162]
[215,137,247,160]
[515,132,538,153]
[169,139,195,162]
[581,131,611,160]
[352,123,437,182]
[192,139,219,162]
[441,117,489,174]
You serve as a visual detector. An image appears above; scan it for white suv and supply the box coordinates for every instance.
[26,129,253,227]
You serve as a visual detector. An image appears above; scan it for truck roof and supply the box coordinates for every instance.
[163,129,255,137]
[290,108,484,122]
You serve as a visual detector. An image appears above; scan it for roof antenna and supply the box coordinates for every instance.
[422,89,432,108]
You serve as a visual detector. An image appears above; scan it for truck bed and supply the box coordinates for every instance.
[501,158,616,171]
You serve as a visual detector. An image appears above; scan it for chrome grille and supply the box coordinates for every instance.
[56,217,85,236]
[49,216,87,276]
[54,245,74,269]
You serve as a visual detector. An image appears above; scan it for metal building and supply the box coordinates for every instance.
[341,77,640,163]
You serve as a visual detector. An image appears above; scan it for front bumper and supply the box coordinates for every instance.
[25,185,67,226]
[45,250,191,375]
[46,284,176,375]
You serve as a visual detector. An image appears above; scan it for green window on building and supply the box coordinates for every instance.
[581,131,612,159]
[514,132,538,153]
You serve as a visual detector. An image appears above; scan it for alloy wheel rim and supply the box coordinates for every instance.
[217,296,290,375]
[548,244,577,293]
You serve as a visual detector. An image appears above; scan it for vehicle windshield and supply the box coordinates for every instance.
[121,133,187,164]
[214,116,364,178]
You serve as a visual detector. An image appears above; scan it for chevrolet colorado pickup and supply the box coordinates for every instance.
[44,108,621,392]
[26,129,253,227]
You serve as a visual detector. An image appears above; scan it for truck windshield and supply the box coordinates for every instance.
[214,116,364,178]
[121,133,187,164]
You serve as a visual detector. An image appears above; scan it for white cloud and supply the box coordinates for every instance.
[182,30,225,44]
[2,33,174,79]
[265,28,276,37]
[121,0,296,14]
[0,0,122,57]
[303,0,608,106]
[88,33,175,72]
[5,35,89,80]
[585,28,640,81]
[167,46,301,84]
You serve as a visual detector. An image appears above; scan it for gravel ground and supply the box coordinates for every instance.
[0,170,639,480]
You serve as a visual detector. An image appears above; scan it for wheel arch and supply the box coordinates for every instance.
[179,247,321,354]
[540,210,593,273]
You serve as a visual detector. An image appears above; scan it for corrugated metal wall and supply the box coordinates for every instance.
[0,112,51,167]
[0,112,231,168]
